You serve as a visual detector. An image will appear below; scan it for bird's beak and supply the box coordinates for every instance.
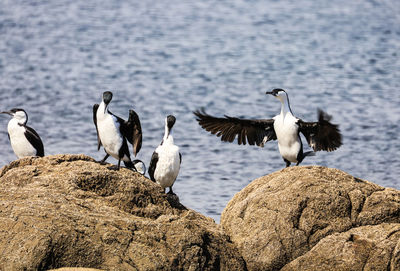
[266,91,275,96]
[0,111,13,116]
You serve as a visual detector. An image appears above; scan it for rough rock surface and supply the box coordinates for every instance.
[0,154,246,271]
[281,223,400,271]
[221,166,400,271]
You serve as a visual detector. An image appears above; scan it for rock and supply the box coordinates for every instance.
[0,154,246,271]
[281,223,400,271]
[221,166,400,271]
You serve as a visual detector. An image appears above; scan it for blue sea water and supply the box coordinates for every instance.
[0,0,399,222]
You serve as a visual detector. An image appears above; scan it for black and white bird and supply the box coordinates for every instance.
[148,115,182,194]
[93,91,143,171]
[194,89,342,167]
[1,108,44,159]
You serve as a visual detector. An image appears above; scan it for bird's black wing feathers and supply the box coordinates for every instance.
[93,104,102,150]
[148,151,158,182]
[193,109,276,146]
[24,125,44,157]
[298,109,342,152]
[119,109,142,157]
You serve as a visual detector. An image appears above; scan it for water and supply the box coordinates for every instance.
[0,0,399,222]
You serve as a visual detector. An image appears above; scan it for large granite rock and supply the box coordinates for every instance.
[0,154,246,271]
[221,166,400,271]
[281,223,400,271]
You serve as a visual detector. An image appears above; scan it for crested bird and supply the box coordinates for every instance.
[194,88,342,167]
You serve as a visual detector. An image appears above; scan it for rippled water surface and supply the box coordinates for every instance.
[1,0,399,222]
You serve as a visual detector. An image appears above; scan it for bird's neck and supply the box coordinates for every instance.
[12,116,26,126]
[98,101,108,116]
[279,97,293,116]
[163,126,174,144]
[8,118,23,133]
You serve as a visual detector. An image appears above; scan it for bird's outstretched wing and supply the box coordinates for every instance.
[24,125,44,157]
[148,151,158,182]
[120,109,142,157]
[298,109,342,152]
[93,104,102,150]
[193,109,276,146]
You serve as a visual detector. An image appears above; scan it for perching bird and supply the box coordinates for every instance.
[148,115,182,194]
[93,91,143,171]
[194,89,342,167]
[1,108,44,158]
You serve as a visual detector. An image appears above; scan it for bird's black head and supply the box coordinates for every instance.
[266,88,286,96]
[102,91,113,105]
[167,115,176,130]
[1,108,28,123]
[1,108,26,116]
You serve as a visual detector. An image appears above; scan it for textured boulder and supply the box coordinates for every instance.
[0,154,246,271]
[281,223,400,271]
[221,166,400,270]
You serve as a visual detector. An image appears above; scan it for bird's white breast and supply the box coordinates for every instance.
[7,119,36,158]
[96,106,123,160]
[154,138,180,189]
[273,112,301,163]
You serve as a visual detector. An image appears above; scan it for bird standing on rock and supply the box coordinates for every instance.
[1,108,44,159]
[93,91,144,171]
[194,88,342,167]
[148,115,182,194]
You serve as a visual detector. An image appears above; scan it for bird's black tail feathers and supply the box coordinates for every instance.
[124,160,146,175]
[124,160,135,168]
[295,151,316,166]
[304,151,316,157]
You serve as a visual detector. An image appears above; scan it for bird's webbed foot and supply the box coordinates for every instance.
[99,153,110,165]
[167,187,175,195]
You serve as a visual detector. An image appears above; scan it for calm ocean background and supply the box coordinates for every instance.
[0,0,399,222]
